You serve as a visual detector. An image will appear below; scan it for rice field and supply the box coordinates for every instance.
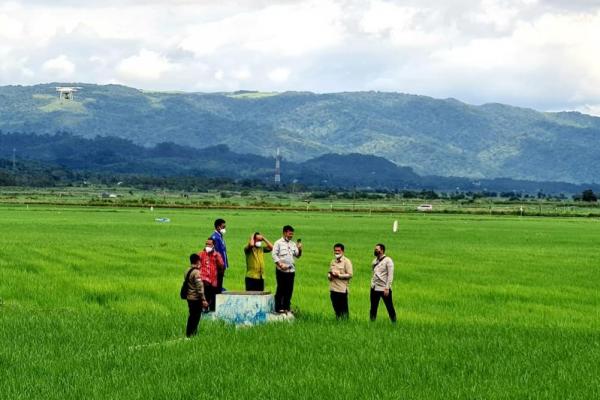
[0,205,598,399]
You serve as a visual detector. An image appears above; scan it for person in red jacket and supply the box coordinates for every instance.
[198,238,224,312]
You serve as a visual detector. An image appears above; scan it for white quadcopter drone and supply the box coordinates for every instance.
[56,86,82,101]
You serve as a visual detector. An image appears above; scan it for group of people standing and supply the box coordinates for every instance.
[326,242,397,322]
[182,218,396,337]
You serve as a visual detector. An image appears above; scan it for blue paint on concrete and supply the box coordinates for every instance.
[214,293,275,325]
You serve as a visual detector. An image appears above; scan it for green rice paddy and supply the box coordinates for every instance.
[0,205,598,399]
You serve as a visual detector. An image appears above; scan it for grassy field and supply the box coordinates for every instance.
[0,205,599,399]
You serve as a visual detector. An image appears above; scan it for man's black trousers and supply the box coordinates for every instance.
[186,300,203,337]
[275,269,295,311]
[330,290,349,319]
[202,281,217,312]
[369,288,397,322]
[217,270,225,293]
[245,277,265,292]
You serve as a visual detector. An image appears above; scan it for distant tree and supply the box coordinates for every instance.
[309,191,330,199]
[0,171,16,186]
[581,189,597,202]
[420,189,439,200]
[450,192,465,200]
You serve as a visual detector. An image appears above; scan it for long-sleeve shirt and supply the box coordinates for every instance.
[328,256,353,293]
[371,256,394,291]
[210,230,229,269]
[272,238,300,273]
[198,250,224,287]
[184,266,206,302]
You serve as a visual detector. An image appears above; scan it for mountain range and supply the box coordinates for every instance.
[0,83,599,184]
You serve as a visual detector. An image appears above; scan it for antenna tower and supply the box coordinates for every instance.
[274,148,281,185]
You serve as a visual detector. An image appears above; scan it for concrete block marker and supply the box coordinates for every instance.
[213,291,294,326]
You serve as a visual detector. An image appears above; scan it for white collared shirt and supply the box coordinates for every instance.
[272,237,300,273]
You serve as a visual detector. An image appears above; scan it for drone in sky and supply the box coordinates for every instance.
[56,86,82,101]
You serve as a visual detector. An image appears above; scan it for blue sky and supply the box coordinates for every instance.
[1,0,599,114]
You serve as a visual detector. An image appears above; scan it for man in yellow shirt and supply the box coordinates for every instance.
[244,232,273,291]
[328,243,353,319]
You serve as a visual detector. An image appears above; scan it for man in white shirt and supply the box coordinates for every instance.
[272,225,303,313]
[370,243,397,322]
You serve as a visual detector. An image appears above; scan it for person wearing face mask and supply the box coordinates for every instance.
[210,218,229,293]
[370,243,397,323]
[244,232,274,291]
[328,243,353,319]
[198,238,224,312]
[272,225,303,314]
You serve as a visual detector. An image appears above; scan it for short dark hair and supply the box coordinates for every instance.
[283,225,294,233]
[206,237,214,244]
[333,243,345,251]
[214,218,226,229]
[254,231,260,238]
[190,253,200,264]
[376,243,386,253]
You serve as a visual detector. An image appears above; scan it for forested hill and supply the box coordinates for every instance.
[0,132,421,188]
[1,132,597,194]
[1,83,599,184]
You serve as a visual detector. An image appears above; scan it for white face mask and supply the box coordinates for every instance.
[255,241,263,248]
[335,253,343,259]
[220,228,227,235]
[205,246,213,253]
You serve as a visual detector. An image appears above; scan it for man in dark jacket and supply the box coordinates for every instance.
[210,218,228,292]
[184,253,209,337]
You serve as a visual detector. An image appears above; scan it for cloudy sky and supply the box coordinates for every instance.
[1,0,600,114]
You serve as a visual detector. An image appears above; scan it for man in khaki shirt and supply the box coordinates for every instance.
[328,243,353,319]
[370,243,397,323]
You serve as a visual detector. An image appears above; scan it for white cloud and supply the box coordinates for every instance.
[576,104,600,117]
[467,0,521,32]
[0,0,600,114]
[42,54,75,77]
[0,13,23,39]
[117,49,177,81]
[360,1,418,36]
[231,66,251,80]
[179,1,345,57]
[214,69,224,80]
[359,1,450,47]
[268,67,290,83]
[0,53,32,80]
[89,55,107,67]
[431,37,525,70]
